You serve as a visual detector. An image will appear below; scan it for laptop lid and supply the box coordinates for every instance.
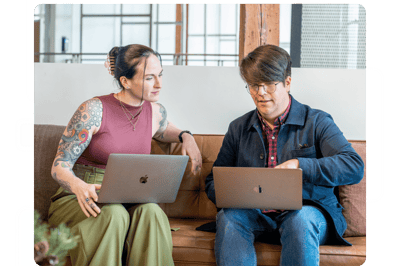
[213,167,302,210]
[97,154,189,203]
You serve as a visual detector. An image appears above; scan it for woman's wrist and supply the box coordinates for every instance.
[179,130,193,142]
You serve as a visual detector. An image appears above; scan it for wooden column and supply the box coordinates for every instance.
[239,4,280,62]
[34,20,40,62]
[175,4,183,65]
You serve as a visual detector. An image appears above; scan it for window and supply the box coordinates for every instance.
[35,4,240,66]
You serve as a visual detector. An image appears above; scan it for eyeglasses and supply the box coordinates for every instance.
[245,82,279,94]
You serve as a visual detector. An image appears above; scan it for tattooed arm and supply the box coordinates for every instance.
[152,103,170,141]
[151,102,202,176]
[51,98,103,218]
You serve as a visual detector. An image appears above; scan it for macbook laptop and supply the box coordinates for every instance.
[213,167,302,210]
[97,154,189,203]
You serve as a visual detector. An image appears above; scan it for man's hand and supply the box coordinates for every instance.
[275,159,299,169]
[181,133,202,176]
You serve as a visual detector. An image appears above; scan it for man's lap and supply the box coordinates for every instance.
[216,206,330,245]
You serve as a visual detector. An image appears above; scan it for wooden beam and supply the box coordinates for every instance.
[261,4,280,46]
[239,4,280,62]
[175,4,182,64]
[239,4,259,62]
[34,20,40,62]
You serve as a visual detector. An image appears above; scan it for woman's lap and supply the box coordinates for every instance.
[48,196,173,265]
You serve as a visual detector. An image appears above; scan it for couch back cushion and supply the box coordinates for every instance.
[34,124,66,220]
[339,141,366,237]
[151,135,223,220]
[34,125,365,237]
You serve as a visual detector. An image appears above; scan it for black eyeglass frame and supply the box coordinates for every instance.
[245,82,280,94]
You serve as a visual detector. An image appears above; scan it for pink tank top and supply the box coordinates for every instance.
[76,93,152,169]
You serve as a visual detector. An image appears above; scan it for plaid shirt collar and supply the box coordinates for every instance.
[257,95,292,130]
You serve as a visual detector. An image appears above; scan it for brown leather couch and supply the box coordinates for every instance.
[34,124,366,265]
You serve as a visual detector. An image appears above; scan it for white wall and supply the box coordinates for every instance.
[34,64,365,140]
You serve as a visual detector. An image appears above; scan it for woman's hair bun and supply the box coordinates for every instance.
[108,46,120,58]
[107,46,120,76]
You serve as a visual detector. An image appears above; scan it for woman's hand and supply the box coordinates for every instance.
[181,133,202,176]
[72,182,102,218]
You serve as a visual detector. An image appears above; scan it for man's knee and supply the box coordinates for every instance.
[217,208,241,226]
[280,206,327,239]
[216,208,257,231]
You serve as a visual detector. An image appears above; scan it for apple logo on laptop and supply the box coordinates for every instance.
[140,175,148,184]
[253,185,262,193]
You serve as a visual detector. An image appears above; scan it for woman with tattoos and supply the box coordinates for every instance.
[47,44,202,266]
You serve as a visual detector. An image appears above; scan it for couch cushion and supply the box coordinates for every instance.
[169,218,366,266]
[34,124,65,220]
[152,135,223,220]
[339,141,366,237]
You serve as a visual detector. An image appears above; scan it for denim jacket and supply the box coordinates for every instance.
[205,96,364,245]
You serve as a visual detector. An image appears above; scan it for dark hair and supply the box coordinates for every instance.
[239,44,291,86]
[108,44,162,90]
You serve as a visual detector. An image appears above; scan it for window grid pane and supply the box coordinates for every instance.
[39,4,241,65]
[187,4,239,66]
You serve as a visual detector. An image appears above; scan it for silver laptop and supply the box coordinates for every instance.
[97,154,189,203]
[213,167,303,210]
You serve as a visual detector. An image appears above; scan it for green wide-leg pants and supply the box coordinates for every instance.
[48,165,174,266]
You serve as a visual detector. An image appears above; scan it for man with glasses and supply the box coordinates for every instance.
[205,44,364,265]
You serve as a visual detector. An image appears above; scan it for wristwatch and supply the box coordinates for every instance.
[178,130,193,143]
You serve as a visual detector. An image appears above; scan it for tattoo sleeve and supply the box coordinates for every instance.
[154,103,169,140]
[52,98,102,189]
[52,172,72,192]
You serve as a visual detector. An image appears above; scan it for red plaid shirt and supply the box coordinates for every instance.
[258,96,292,214]
[257,96,292,168]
